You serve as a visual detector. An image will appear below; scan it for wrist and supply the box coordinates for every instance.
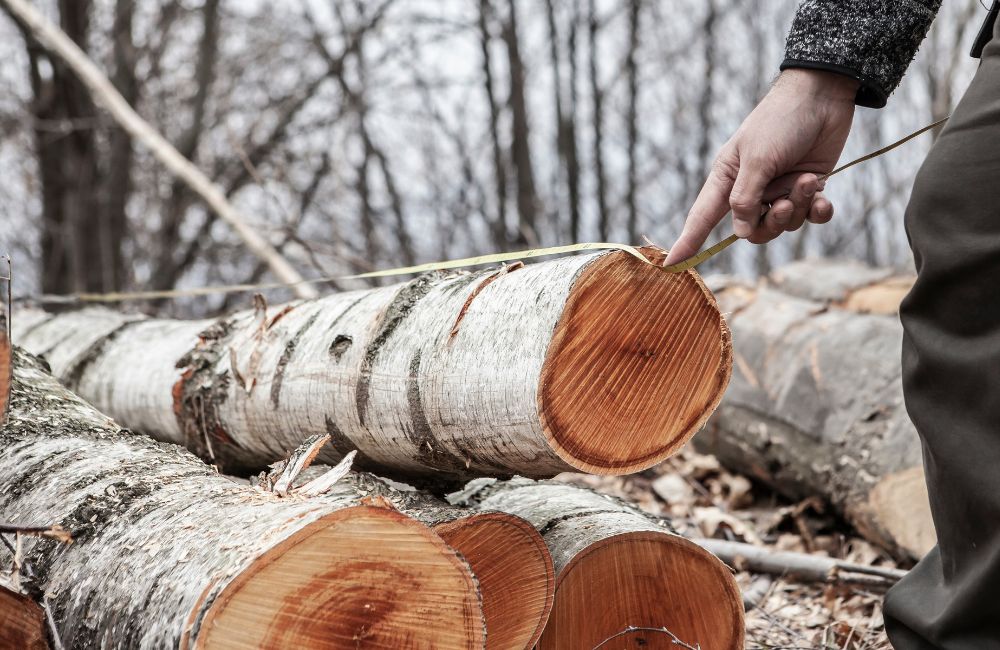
[774,69,860,102]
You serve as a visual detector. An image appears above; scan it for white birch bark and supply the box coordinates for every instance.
[15,251,730,483]
[0,348,483,649]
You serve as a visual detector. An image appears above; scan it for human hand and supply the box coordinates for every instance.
[665,69,858,265]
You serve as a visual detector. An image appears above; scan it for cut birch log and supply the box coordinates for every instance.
[14,249,732,482]
[449,478,745,650]
[0,585,47,650]
[306,471,555,650]
[697,260,932,560]
[0,348,485,649]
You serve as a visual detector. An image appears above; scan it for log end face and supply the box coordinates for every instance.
[435,512,555,650]
[540,252,732,474]
[195,506,485,649]
[0,588,48,650]
[0,314,9,423]
[539,531,744,650]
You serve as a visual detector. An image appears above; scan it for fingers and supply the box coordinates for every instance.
[748,189,834,244]
[729,158,775,238]
[665,156,737,265]
[808,193,834,223]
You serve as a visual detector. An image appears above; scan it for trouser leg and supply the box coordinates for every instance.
[883,20,1000,650]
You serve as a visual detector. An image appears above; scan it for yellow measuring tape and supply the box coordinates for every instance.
[33,117,948,305]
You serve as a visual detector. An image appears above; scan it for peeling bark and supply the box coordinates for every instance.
[451,478,744,650]
[0,348,484,649]
[17,251,731,483]
[696,261,931,560]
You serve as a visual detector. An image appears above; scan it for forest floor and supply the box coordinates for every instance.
[558,446,905,650]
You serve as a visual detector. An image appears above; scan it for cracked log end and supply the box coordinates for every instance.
[540,252,732,474]
[0,587,47,650]
[194,506,485,649]
[434,512,554,650]
[0,316,9,422]
[538,531,744,650]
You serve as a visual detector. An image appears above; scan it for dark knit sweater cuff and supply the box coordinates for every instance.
[782,0,941,109]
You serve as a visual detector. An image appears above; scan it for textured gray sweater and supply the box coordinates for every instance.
[781,0,943,108]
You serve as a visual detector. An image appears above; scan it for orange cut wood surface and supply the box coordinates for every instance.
[540,252,732,474]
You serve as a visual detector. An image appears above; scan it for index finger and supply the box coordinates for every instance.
[665,169,735,265]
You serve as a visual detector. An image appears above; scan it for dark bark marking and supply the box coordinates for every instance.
[62,320,140,392]
[269,311,320,409]
[356,275,437,426]
[329,335,352,361]
[406,350,468,475]
[324,416,377,469]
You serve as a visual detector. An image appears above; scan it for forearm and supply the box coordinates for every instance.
[781,0,942,108]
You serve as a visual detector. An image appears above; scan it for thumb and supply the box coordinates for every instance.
[729,158,774,238]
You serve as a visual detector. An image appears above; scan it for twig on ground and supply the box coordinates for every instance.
[592,625,701,650]
[43,596,65,650]
[695,538,905,589]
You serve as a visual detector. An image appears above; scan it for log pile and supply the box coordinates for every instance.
[4,252,751,648]
[696,259,932,560]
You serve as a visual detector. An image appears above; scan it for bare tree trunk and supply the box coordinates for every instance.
[17,251,731,482]
[587,0,610,240]
[451,478,745,650]
[477,0,510,251]
[544,0,583,243]
[8,0,106,296]
[624,0,641,244]
[0,586,46,650]
[501,0,540,247]
[0,348,484,648]
[696,262,932,561]
[0,0,315,297]
[150,0,220,293]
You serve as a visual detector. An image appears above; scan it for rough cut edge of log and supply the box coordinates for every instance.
[0,585,48,650]
[14,249,732,482]
[0,348,485,649]
[700,262,932,561]
[301,470,555,650]
[0,312,9,423]
[538,249,733,474]
[450,478,745,650]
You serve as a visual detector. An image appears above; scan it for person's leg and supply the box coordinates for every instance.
[883,18,1000,650]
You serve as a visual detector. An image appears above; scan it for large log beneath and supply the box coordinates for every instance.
[0,347,485,649]
[450,478,744,650]
[327,472,555,650]
[0,585,47,650]
[696,260,932,560]
[15,250,731,482]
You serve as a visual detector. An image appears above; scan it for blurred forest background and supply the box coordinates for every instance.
[0,0,985,315]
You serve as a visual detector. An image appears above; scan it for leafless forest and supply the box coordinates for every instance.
[0,0,985,313]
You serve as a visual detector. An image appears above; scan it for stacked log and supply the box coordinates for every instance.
[14,250,731,482]
[308,471,555,650]
[451,478,745,650]
[0,586,47,650]
[0,347,486,648]
[697,259,932,560]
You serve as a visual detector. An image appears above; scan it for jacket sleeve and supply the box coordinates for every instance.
[780,0,942,108]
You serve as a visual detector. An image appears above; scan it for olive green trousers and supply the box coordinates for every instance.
[883,14,1000,650]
